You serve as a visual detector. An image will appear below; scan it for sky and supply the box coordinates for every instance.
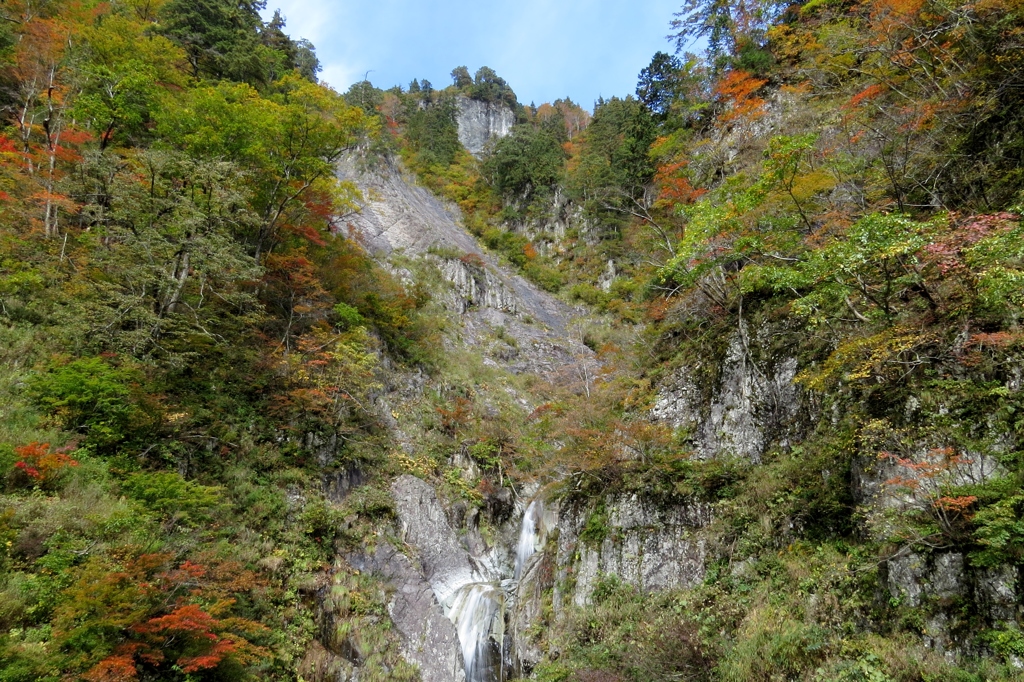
[260,1,684,111]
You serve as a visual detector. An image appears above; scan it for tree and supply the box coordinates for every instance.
[471,66,517,109]
[636,52,683,118]
[484,124,566,205]
[158,0,282,85]
[159,76,367,258]
[65,151,263,356]
[566,96,657,234]
[451,65,472,88]
[260,10,320,82]
[293,38,321,82]
[671,0,785,72]
[405,93,461,168]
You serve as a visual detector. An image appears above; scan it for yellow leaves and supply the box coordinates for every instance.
[82,13,188,87]
[797,326,935,391]
[767,24,822,63]
[392,451,432,479]
[789,169,836,203]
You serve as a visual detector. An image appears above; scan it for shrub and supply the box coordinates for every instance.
[26,358,149,451]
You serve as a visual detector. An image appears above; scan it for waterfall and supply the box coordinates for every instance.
[514,498,554,579]
[449,582,504,682]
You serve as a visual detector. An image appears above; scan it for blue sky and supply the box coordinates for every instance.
[261,1,683,111]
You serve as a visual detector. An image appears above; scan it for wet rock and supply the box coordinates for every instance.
[323,465,365,503]
[350,545,467,682]
[651,326,799,463]
[391,475,490,604]
[977,566,1019,623]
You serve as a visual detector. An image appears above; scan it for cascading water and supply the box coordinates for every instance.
[449,582,504,682]
[514,498,554,579]
[444,497,557,681]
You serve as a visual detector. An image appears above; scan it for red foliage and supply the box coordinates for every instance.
[966,331,1023,349]
[178,637,238,673]
[934,495,978,513]
[459,252,486,269]
[437,397,473,436]
[645,296,674,322]
[84,653,139,682]
[654,160,706,209]
[845,83,887,109]
[922,212,1018,275]
[12,441,78,484]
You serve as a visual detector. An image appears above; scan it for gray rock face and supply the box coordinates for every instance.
[391,475,494,604]
[440,257,518,315]
[887,551,965,609]
[552,494,713,608]
[651,326,800,462]
[456,96,515,158]
[856,446,1002,517]
[350,545,467,682]
[337,154,478,257]
[337,152,596,383]
[511,548,551,675]
[885,550,1020,655]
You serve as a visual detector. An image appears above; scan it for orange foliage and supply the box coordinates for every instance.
[654,160,706,209]
[845,83,887,109]
[881,446,979,533]
[870,0,926,26]
[84,652,139,682]
[934,495,978,513]
[714,70,767,123]
[79,556,270,679]
[437,396,473,436]
[967,331,1024,349]
[645,296,674,322]
[12,441,78,483]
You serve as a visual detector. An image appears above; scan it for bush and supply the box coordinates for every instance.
[120,471,223,526]
[26,358,150,451]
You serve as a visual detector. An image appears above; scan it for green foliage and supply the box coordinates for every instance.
[484,124,566,206]
[566,96,656,233]
[636,51,684,118]
[159,0,300,86]
[536,579,714,682]
[579,501,609,546]
[0,4,427,680]
[120,471,223,525]
[26,358,148,451]
[972,493,1024,567]
[333,302,365,330]
[405,94,461,168]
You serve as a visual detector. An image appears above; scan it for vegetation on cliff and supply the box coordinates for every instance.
[1,0,1024,680]
[0,1,438,679]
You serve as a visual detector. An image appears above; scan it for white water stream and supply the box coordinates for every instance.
[513,498,554,579]
[449,582,504,682]
[446,497,557,681]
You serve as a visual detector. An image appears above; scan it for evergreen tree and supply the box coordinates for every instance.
[159,0,280,85]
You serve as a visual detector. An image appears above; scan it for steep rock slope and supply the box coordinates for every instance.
[323,155,724,680]
[337,152,589,377]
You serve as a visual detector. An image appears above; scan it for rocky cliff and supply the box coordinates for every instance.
[320,140,1024,680]
[456,96,515,158]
